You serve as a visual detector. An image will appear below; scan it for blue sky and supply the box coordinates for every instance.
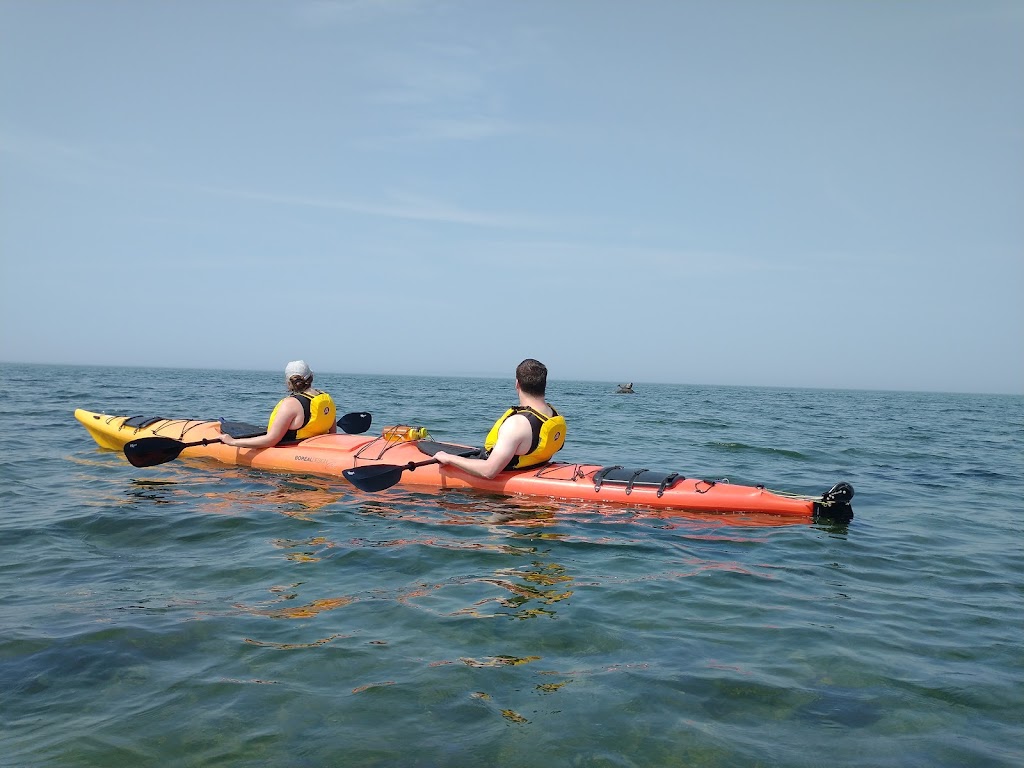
[1,0,1021,394]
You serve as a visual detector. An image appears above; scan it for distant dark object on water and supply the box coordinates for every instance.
[615,382,635,394]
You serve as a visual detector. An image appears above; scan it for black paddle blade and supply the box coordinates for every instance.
[338,411,372,434]
[123,437,187,468]
[342,464,406,493]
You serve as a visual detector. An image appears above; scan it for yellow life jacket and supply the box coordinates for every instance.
[484,405,566,470]
[268,391,336,443]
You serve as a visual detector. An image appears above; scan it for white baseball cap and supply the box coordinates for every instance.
[285,360,312,378]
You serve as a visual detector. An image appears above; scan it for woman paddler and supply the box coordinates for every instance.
[218,360,337,447]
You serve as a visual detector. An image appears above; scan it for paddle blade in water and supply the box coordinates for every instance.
[123,437,187,468]
[338,411,372,434]
[343,464,406,493]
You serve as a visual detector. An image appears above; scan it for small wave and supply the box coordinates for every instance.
[675,419,732,430]
[707,442,808,460]
[952,469,1013,481]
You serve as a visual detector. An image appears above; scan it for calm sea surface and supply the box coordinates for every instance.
[1,363,1021,767]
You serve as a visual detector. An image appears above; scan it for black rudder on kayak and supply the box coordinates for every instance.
[813,482,855,523]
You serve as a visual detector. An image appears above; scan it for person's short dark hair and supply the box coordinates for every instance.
[516,359,548,397]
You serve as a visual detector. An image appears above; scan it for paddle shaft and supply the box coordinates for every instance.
[401,458,440,472]
[182,438,223,449]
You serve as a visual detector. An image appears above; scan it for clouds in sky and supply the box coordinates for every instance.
[1,0,1021,394]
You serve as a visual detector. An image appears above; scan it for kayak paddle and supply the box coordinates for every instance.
[123,411,374,468]
[343,458,440,493]
[124,436,223,467]
[343,442,483,492]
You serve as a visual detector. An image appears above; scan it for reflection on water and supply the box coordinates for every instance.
[235,590,357,620]
[244,634,349,650]
[351,485,810,531]
[474,561,574,620]
[459,655,541,667]
[206,477,806,650]
[352,680,397,694]
[272,535,335,562]
[125,478,180,506]
[113,469,347,519]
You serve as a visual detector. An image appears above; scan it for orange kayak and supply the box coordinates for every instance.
[75,409,854,522]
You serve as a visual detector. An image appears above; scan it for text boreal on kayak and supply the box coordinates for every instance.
[74,409,854,523]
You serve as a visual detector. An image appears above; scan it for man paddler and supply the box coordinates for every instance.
[433,359,566,479]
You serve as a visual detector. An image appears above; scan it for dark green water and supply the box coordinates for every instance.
[1,363,1022,767]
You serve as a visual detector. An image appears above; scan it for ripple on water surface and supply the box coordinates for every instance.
[1,365,1022,767]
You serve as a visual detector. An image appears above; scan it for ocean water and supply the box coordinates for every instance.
[1,362,1021,768]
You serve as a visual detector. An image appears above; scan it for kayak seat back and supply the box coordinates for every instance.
[219,420,269,439]
[416,440,554,471]
[594,466,682,497]
[220,419,312,444]
[417,440,485,459]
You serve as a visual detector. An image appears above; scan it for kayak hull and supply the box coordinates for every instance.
[74,409,853,522]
